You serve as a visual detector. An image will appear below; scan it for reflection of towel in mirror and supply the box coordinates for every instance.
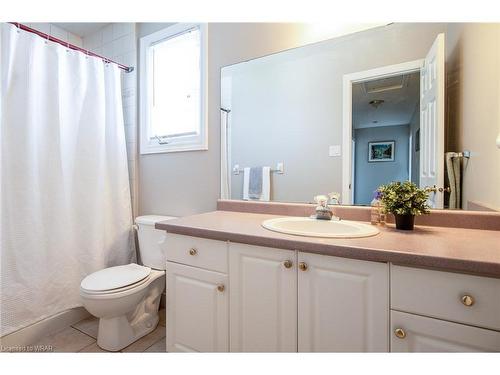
[243,167,271,201]
[249,167,263,198]
[446,152,462,209]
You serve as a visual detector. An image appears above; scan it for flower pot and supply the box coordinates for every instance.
[394,214,415,230]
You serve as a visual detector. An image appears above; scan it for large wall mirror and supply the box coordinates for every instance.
[220,23,500,211]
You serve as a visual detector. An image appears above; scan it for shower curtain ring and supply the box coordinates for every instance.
[16,23,21,33]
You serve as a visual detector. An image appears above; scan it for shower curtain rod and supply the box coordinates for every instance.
[9,22,134,73]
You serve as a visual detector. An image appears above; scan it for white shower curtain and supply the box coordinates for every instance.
[0,23,135,336]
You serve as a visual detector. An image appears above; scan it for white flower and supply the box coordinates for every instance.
[314,195,329,207]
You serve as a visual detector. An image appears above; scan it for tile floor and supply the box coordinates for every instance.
[18,309,166,353]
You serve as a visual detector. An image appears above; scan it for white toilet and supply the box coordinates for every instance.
[80,215,175,351]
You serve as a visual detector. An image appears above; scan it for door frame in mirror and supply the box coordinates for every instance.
[342,59,424,205]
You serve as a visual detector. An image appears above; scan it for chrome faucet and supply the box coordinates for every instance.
[313,193,341,221]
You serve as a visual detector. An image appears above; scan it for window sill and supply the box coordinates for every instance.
[140,144,208,155]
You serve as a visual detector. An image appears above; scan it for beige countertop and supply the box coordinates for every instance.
[156,210,500,278]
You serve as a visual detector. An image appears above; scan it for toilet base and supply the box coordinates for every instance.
[93,273,165,351]
[97,314,159,352]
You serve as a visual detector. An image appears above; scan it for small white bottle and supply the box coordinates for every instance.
[370,192,385,226]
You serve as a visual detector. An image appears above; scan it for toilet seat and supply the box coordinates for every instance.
[80,263,151,295]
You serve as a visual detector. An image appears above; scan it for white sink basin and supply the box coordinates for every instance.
[262,217,379,238]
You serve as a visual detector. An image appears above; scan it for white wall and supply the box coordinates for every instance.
[228,53,343,202]
[82,24,139,215]
[446,23,500,210]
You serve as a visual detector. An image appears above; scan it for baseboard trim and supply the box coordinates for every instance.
[0,307,91,347]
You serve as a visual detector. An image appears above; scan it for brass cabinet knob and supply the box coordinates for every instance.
[461,295,475,307]
[189,248,197,256]
[283,260,293,269]
[298,262,308,271]
[217,284,225,292]
[394,328,406,339]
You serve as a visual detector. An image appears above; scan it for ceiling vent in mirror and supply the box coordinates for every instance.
[362,74,409,94]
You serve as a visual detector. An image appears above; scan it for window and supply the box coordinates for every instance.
[140,24,207,154]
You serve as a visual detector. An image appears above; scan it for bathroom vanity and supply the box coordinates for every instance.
[157,204,500,353]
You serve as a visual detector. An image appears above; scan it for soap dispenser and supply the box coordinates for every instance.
[370,191,386,226]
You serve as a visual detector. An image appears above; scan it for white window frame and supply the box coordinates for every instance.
[139,23,208,154]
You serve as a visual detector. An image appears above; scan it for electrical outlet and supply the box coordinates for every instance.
[329,145,341,157]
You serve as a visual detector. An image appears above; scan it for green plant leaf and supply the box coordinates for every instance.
[377,181,431,216]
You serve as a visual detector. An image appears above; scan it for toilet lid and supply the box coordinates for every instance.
[81,263,151,292]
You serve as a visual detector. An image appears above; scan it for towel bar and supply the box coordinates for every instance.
[449,151,470,158]
[233,163,284,175]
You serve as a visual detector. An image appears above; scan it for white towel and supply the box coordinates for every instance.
[243,166,271,201]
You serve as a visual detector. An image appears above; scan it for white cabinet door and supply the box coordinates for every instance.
[391,310,500,352]
[298,252,389,352]
[229,243,297,352]
[166,262,228,352]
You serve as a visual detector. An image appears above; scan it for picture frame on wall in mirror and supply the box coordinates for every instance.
[368,141,395,162]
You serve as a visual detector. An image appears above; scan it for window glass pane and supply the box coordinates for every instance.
[150,28,200,138]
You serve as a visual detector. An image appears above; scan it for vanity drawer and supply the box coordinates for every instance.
[391,310,500,352]
[165,234,228,273]
[391,265,500,331]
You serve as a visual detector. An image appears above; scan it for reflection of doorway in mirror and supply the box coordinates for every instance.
[343,34,445,208]
[343,60,423,206]
[350,70,420,206]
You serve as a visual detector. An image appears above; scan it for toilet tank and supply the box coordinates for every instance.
[135,215,177,270]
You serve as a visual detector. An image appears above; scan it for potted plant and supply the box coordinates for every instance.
[377,181,431,230]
